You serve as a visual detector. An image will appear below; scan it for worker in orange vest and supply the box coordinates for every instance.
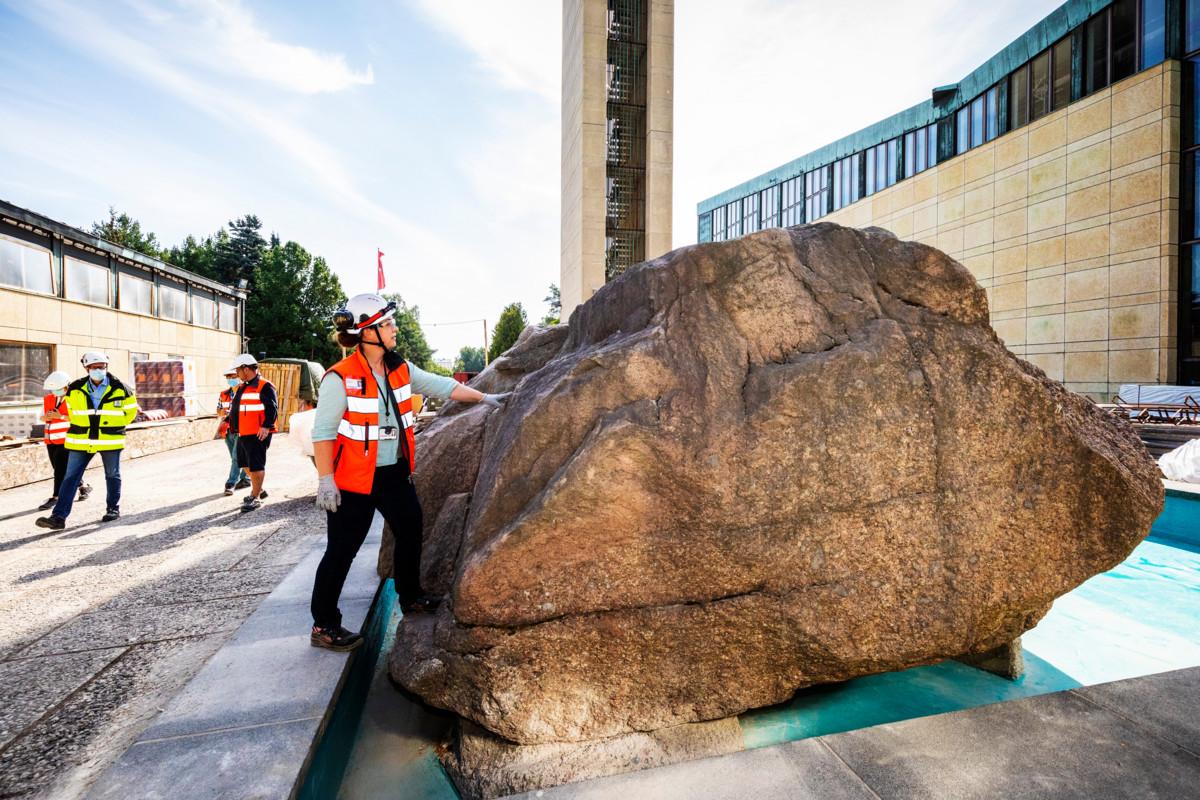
[227,354,277,511]
[307,293,508,651]
[217,365,250,496]
[37,371,91,511]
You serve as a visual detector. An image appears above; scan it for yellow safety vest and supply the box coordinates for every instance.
[64,376,138,453]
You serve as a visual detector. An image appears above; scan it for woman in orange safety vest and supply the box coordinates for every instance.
[307,293,508,651]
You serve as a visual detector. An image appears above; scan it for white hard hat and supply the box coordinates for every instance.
[334,293,396,335]
[81,351,110,367]
[222,365,239,376]
[43,371,71,392]
[230,353,258,370]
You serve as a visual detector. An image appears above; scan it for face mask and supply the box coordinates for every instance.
[52,388,66,397]
[227,377,240,387]
[89,368,107,382]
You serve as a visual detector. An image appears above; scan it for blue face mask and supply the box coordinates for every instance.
[89,368,107,383]
[227,377,240,387]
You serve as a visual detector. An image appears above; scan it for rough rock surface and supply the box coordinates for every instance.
[391,223,1163,747]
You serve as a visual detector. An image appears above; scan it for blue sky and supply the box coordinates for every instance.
[0,0,1060,360]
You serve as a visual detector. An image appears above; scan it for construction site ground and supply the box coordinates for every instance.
[0,436,323,799]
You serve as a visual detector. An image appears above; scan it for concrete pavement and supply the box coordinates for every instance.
[0,436,325,799]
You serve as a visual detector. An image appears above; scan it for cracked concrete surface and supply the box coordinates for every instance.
[0,436,323,799]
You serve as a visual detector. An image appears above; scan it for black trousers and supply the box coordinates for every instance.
[46,444,69,497]
[310,461,424,629]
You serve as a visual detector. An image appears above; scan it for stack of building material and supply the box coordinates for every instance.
[258,361,301,432]
[133,359,197,419]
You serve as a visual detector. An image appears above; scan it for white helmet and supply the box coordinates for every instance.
[43,371,71,392]
[230,353,258,370]
[334,293,396,335]
[80,351,110,367]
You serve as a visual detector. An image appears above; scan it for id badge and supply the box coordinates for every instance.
[379,426,399,441]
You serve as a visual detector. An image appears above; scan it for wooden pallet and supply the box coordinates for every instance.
[258,362,301,432]
[1130,422,1200,458]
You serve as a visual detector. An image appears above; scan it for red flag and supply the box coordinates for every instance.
[376,249,386,291]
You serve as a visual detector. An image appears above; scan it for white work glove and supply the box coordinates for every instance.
[480,392,510,410]
[316,474,341,512]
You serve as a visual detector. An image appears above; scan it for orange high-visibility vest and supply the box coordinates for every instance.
[217,388,234,437]
[235,378,276,435]
[43,394,69,445]
[325,349,416,494]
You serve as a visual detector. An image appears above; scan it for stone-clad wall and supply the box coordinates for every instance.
[826,63,1179,401]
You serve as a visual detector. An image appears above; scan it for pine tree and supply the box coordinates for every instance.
[488,302,527,362]
[90,207,161,257]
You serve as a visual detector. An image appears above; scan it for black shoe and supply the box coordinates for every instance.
[310,625,363,652]
[100,509,120,523]
[234,477,251,490]
[241,496,262,512]
[400,595,442,614]
[77,483,92,501]
[35,515,66,530]
[224,484,234,496]
[38,497,57,511]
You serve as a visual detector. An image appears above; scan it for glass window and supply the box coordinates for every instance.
[986,87,999,141]
[970,96,984,147]
[191,294,216,327]
[832,161,842,210]
[64,257,110,306]
[1112,0,1138,81]
[1031,50,1050,120]
[1085,11,1109,95]
[805,167,829,221]
[904,132,916,178]
[0,341,51,404]
[711,206,725,242]
[957,107,970,154]
[927,124,938,168]
[159,283,188,322]
[1052,37,1072,111]
[1010,64,1030,128]
[782,176,803,226]
[851,154,859,204]
[725,200,741,239]
[886,139,897,186]
[761,185,779,228]
[1189,0,1200,54]
[0,235,53,295]
[218,301,238,332]
[118,272,153,314]
[1142,0,1166,69]
[865,148,876,195]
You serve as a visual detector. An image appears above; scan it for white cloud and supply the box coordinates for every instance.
[410,0,560,102]
[122,0,375,94]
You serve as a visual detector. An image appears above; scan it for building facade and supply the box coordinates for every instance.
[0,199,245,434]
[561,0,673,318]
[697,0,1200,400]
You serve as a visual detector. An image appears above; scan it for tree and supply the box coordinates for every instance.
[245,239,346,365]
[488,302,527,362]
[454,346,485,373]
[381,292,438,371]
[542,283,561,326]
[163,234,219,281]
[90,207,161,257]
[214,214,266,287]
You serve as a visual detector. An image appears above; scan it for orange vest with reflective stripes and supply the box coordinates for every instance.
[43,394,69,445]
[235,378,276,435]
[217,388,234,437]
[326,350,416,494]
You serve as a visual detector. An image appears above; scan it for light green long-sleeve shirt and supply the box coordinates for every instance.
[313,362,459,467]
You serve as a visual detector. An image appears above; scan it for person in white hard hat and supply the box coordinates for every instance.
[37,370,92,511]
[36,352,138,530]
[308,293,509,651]
[227,353,278,511]
[216,365,250,495]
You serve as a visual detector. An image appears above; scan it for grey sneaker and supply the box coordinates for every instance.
[241,496,262,512]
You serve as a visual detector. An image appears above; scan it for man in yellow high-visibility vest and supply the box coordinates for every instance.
[36,352,139,530]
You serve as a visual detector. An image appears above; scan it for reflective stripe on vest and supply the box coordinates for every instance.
[325,350,416,494]
[63,380,136,453]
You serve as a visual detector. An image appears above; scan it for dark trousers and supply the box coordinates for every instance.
[46,444,69,497]
[310,461,424,629]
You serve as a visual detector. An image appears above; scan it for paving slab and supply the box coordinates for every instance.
[823,684,1200,799]
[504,738,875,800]
[1074,666,1200,753]
[0,647,126,750]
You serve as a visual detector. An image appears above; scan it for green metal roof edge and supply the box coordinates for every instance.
[697,0,1114,215]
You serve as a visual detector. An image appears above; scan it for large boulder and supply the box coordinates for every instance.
[391,223,1162,747]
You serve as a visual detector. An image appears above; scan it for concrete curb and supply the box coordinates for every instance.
[85,517,382,800]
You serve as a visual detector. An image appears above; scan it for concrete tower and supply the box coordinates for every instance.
[561,0,673,318]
